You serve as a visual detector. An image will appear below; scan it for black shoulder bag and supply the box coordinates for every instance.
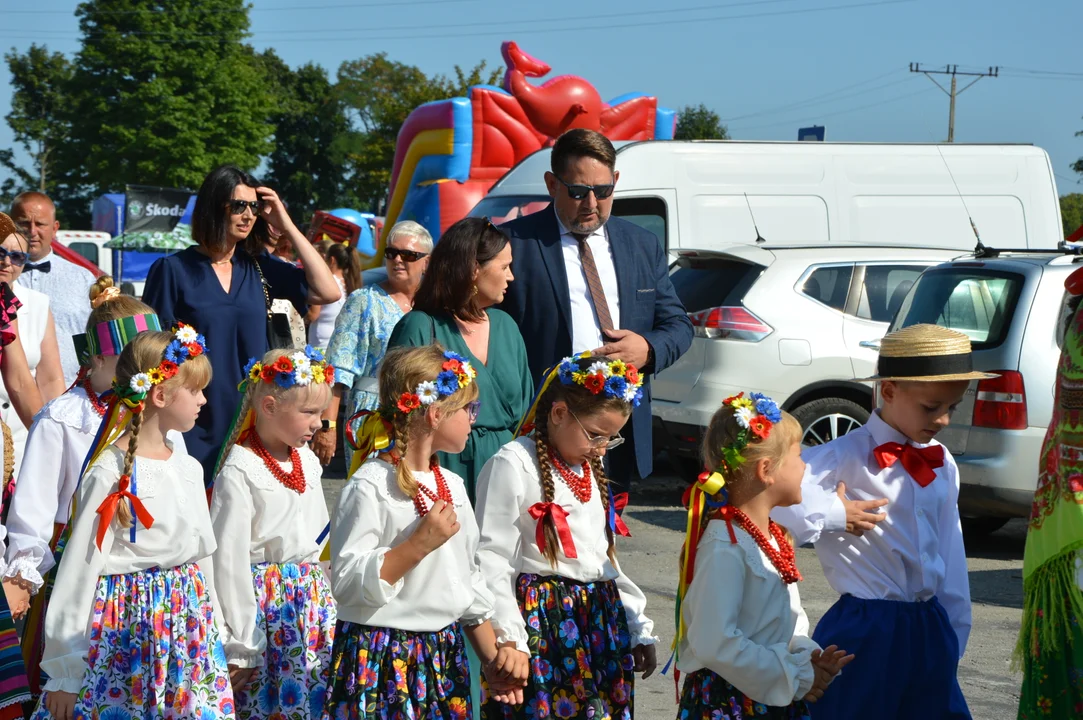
[253,257,294,350]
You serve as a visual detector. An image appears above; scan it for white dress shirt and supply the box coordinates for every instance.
[474,437,655,652]
[771,410,972,656]
[17,250,96,386]
[331,459,494,632]
[40,444,216,693]
[677,520,819,707]
[5,387,187,591]
[209,445,330,668]
[556,211,622,354]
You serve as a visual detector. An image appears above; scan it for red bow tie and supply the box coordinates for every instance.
[873,442,945,487]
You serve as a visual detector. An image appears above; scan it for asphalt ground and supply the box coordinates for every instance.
[322,468,1025,719]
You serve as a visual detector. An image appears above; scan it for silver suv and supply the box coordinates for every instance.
[888,247,1081,535]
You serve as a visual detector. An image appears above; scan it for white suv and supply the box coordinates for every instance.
[652,245,961,474]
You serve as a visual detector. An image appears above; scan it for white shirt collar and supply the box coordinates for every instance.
[866,409,939,449]
[31,250,54,264]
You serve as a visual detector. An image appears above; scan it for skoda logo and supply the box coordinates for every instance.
[127,200,144,218]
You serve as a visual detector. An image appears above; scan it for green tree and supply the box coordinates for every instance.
[258,51,351,221]
[1062,193,1083,238]
[336,54,501,211]
[58,0,273,199]
[2,45,73,193]
[674,104,730,140]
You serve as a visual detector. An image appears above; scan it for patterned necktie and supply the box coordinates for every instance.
[575,235,614,332]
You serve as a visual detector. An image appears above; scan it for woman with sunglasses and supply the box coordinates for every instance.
[142,165,341,487]
[315,220,433,469]
[0,227,65,474]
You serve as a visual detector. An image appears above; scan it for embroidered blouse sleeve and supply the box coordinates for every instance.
[326,289,368,389]
[209,460,265,668]
[474,448,530,653]
[39,456,117,694]
[936,455,971,657]
[770,442,847,545]
[461,495,496,626]
[331,470,404,608]
[612,557,657,647]
[683,537,816,707]
[5,415,65,590]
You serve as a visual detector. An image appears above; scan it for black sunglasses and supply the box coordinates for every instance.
[227,199,263,216]
[554,175,615,201]
[384,247,429,263]
[0,247,29,267]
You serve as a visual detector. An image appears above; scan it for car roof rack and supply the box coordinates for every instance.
[972,241,1083,259]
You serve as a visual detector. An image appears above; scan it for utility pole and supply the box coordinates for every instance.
[909,64,998,142]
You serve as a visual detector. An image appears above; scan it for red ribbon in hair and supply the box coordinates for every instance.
[611,492,632,537]
[95,474,154,550]
[528,502,577,559]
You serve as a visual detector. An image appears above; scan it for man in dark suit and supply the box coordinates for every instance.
[498,129,693,487]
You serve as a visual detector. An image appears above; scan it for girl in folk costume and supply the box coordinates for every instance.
[3,277,187,699]
[671,394,851,720]
[474,353,658,720]
[328,344,524,719]
[31,326,235,720]
[209,346,336,718]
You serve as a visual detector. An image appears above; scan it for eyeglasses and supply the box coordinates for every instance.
[384,247,429,263]
[0,248,29,267]
[466,401,481,423]
[571,411,624,450]
[554,176,615,201]
[227,200,263,216]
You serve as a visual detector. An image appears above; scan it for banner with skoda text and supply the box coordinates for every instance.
[124,185,193,234]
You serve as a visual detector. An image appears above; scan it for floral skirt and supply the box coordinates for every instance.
[0,587,30,720]
[30,563,234,720]
[1018,579,1083,720]
[323,620,471,720]
[480,573,635,720]
[235,562,336,720]
[678,669,810,720]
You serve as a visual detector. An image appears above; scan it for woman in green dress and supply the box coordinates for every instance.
[388,217,534,499]
[1016,266,1083,719]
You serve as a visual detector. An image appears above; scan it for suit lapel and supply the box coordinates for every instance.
[607,221,634,330]
[535,206,573,333]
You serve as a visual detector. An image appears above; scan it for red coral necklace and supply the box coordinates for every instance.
[248,432,306,494]
[724,507,802,584]
[549,449,592,503]
[414,461,453,516]
[82,373,107,417]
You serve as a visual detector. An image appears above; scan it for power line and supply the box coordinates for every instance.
[909,63,999,142]
[729,83,934,133]
[3,0,480,14]
[722,71,910,122]
[999,66,1083,78]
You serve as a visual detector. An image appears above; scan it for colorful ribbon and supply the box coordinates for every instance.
[317,522,331,563]
[528,502,578,559]
[608,485,631,538]
[346,410,394,477]
[209,377,258,493]
[94,472,154,550]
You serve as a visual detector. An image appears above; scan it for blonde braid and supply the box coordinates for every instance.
[391,413,418,500]
[532,415,562,568]
[115,410,143,527]
[590,456,617,563]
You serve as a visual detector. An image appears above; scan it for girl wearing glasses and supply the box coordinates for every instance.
[143,165,341,488]
[325,344,524,718]
[316,221,432,470]
[474,353,658,720]
[207,346,337,718]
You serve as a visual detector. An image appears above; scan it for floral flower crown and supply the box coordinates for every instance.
[242,346,334,390]
[396,350,476,414]
[125,323,207,401]
[712,392,783,476]
[557,356,644,406]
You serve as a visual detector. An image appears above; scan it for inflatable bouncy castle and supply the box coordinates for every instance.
[380,41,675,255]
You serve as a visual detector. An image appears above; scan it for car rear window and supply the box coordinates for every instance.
[670,255,764,313]
[890,267,1024,350]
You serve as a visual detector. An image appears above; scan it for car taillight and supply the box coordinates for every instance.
[687,306,772,341]
[973,371,1027,430]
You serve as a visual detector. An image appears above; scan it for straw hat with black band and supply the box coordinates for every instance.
[858,324,998,383]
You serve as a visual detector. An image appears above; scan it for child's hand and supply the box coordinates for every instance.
[803,664,833,703]
[45,690,77,720]
[228,665,257,693]
[633,643,658,679]
[410,500,460,555]
[487,682,525,706]
[488,645,530,685]
[2,578,31,619]
[836,482,888,536]
[812,644,854,677]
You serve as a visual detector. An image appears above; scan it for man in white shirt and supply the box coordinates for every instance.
[772,324,982,720]
[11,192,96,386]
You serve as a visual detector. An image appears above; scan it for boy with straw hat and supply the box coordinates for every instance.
[772,323,993,719]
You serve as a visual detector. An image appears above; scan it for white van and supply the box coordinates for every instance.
[471,141,1064,253]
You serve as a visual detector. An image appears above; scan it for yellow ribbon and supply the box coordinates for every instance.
[346,410,393,478]
[673,470,727,653]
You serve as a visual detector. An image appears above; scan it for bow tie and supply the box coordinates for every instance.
[25,261,50,273]
[874,441,945,487]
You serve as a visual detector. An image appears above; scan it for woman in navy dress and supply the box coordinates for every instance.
[142,165,341,486]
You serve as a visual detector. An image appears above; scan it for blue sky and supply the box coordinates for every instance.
[3,0,1081,200]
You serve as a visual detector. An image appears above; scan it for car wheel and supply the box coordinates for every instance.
[961,516,1010,538]
[792,398,870,448]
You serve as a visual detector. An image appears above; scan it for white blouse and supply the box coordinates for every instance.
[331,459,493,632]
[474,437,656,653]
[677,520,819,707]
[209,445,329,668]
[40,444,216,694]
[5,388,187,591]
